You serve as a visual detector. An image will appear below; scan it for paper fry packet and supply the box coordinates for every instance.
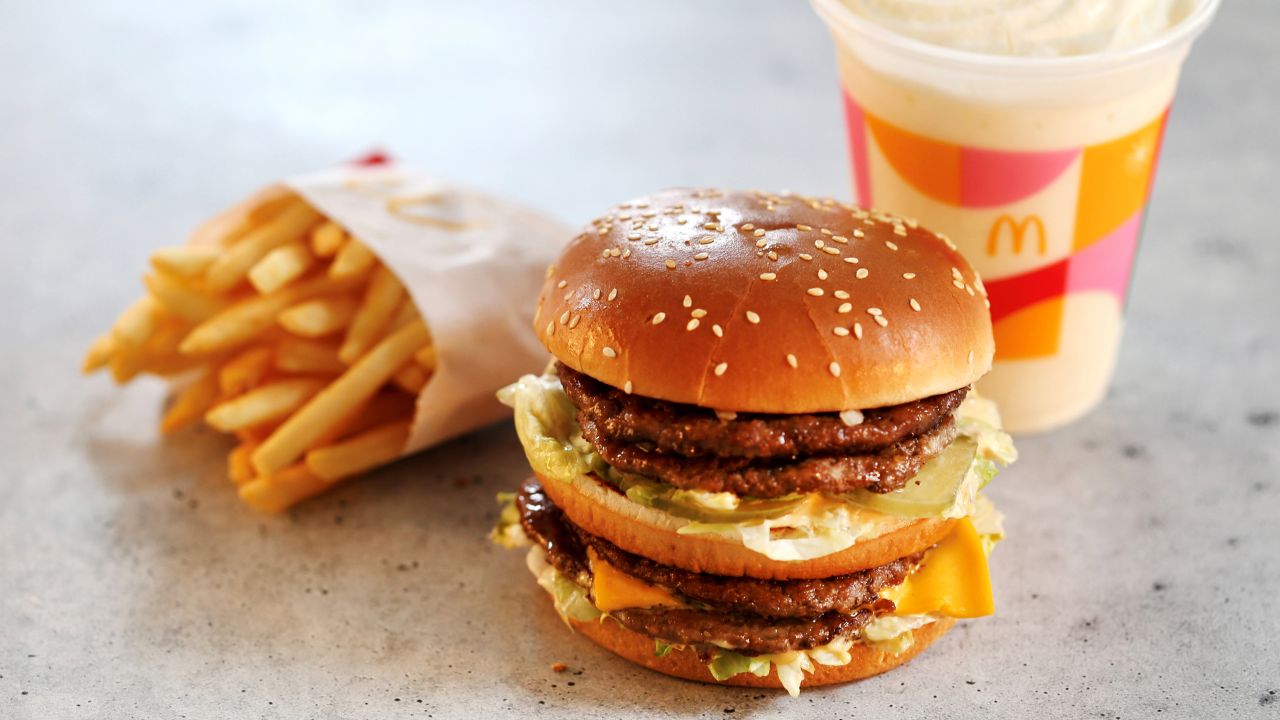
[84,162,569,512]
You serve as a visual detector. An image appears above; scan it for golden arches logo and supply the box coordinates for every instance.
[986,214,1047,257]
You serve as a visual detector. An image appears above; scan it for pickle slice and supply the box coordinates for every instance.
[846,437,985,518]
[624,484,805,522]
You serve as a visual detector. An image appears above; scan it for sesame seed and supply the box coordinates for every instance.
[569,315,581,329]
[829,362,842,378]
[807,287,825,297]
[856,268,869,279]
[786,353,798,368]
[691,308,707,318]
[953,280,966,290]
[624,381,633,394]
[796,224,812,232]
[545,264,557,279]
[767,251,778,261]
[840,409,865,426]
[665,259,676,269]
[822,246,840,255]
[853,229,865,238]
[602,346,617,358]
[838,302,852,313]
[645,238,659,246]
[834,290,850,299]
[885,241,899,250]
[647,223,658,231]
[755,239,767,249]
[903,272,916,279]
[760,272,777,281]
[814,239,826,249]
[546,321,554,336]
[853,322,863,339]
[601,249,611,258]
[698,237,715,245]
[910,298,921,312]
[556,280,568,289]
[712,324,723,337]
[843,257,859,265]
[694,252,709,261]
[622,248,632,258]
[984,297,991,309]
[714,362,728,376]
[716,410,737,420]
[608,288,618,301]
[703,222,721,231]
[831,235,849,244]
[592,288,602,300]
[611,248,622,257]
[966,284,976,296]
[952,267,963,280]
[559,310,570,325]
[682,295,692,308]
[893,225,908,237]
[686,318,700,331]
[752,228,766,238]
[906,217,919,228]
[968,351,975,364]
[799,253,813,261]
[817,269,829,281]
[676,218,688,225]
[867,307,882,316]
[874,315,888,327]
[820,228,832,236]
[627,232,641,241]
[833,327,850,337]
[741,223,755,231]
[563,291,572,301]
[652,312,666,325]
[746,311,760,324]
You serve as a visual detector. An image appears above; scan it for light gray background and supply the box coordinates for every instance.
[2,1,1277,718]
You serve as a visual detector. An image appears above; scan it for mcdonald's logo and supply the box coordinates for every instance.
[987,214,1047,257]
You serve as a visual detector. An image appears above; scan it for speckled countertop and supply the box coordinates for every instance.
[2,1,1277,718]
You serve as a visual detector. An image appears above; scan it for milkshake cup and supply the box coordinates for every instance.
[812,0,1219,433]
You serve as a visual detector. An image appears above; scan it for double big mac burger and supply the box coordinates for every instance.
[495,189,1015,695]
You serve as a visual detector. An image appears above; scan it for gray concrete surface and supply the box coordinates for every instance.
[2,1,1277,718]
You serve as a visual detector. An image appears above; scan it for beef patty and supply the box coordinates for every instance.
[516,477,917,653]
[557,362,968,459]
[581,414,957,496]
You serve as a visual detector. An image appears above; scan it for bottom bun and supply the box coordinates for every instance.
[536,470,955,580]
[571,615,956,690]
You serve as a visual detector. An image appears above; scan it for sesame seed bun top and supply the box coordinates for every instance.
[534,189,994,412]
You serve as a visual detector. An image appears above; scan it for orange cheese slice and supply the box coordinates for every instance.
[881,518,995,618]
[587,547,683,612]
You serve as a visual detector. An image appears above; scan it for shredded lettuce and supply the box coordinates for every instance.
[654,639,675,658]
[489,492,530,548]
[709,636,856,696]
[498,374,1015,563]
[525,547,601,624]
[862,614,938,655]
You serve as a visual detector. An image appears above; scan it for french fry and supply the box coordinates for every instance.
[238,463,329,514]
[342,392,416,437]
[143,272,226,323]
[206,201,321,292]
[274,337,346,375]
[150,246,220,278]
[389,298,421,333]
[82,334,117,374]
[392,361,430,395]
[228,442,257,484]
[205,378,327,433]
[414,343,438,372]
[178,275,336,356]
[329,238,376,281]
[160,371,220,433]
[109,346,146,385]
[246,187,299,225]
[277,296,357,338]
[248,241,314,295]
[111,297,161,347]
[309,221,346,258]
[251,320,430,476]
[306,420,411,481]
[140,318,202,376]
[339,265,404,363]
[217,345,275,396]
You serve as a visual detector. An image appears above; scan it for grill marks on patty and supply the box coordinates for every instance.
[516,477,917,654]
[557,362,965,497]
[557,363,968,459]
